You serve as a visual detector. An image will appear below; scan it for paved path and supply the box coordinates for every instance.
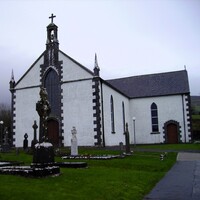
[144,152,200,200]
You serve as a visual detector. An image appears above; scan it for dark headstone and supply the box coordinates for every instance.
[119,142,124,151]
[1,128,10,152]
[23,133,28,150]
[16,148,19,155]
[124,123,130,154]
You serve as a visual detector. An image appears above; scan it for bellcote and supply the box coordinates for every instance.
[44,14,59,66]
[46,14,59,45]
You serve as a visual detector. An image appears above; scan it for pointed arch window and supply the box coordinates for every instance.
[122,102,126,133]
[110,95,115,133]
[151,103,159,133]
[44,68,61,116]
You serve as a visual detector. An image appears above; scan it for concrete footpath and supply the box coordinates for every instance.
[144,152,200,200]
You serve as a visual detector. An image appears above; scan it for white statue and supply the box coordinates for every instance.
[71,127,78,156]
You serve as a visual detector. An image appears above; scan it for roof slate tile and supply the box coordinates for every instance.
[106,70,190,98]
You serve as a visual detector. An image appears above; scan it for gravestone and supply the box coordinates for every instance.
[119,142,124,151]
[23,133,28,150]
[31,120,38,149]
[124,123,130,154]
[71,127,78,156]
[1,127,10,152]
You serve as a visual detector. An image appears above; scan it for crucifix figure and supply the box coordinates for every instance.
[49,13,56,23]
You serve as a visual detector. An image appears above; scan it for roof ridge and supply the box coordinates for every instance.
[106,70,187,81]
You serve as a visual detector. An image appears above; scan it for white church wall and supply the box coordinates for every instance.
[15,56,43,89]
[102,83,130,146]
[129,95,188,144]
[60,52,93,82]
[62,79,94,146]
[14,87,40,147]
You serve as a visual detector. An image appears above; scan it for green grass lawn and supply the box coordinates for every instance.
[0,149,176,200]
[134,143,200,151]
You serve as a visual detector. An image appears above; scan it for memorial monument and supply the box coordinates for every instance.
[71,127,78,156]
[33,87,54,165]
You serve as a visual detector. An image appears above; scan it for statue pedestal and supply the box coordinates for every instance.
[33,142,54,166]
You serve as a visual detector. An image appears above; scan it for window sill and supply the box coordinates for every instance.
[151,132,160,134]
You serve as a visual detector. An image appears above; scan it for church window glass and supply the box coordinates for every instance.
[122,102,126,133]
[151,103,159,132]
[110,95,115,133]
[44,68,60,116]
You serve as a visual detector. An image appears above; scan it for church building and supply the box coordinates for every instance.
[10,15,192,147]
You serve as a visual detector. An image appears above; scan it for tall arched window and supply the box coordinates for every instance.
[110,95,115,133]
[151,103,159,132]
[122,102,126,133]
[44,68,61,116]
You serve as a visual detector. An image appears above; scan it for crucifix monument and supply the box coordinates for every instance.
[33,87,54,165]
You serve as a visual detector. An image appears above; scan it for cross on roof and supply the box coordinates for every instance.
[49,13,56,23]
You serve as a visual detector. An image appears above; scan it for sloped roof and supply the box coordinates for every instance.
[106,70,190,98]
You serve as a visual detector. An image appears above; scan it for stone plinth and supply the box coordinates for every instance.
[33,142,54,165]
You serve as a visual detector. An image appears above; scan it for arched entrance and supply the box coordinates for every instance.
[163,120,181,144]
[167,123,178,144]
[47,119,59,146]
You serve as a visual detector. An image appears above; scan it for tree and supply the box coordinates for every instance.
[0,103,11,133]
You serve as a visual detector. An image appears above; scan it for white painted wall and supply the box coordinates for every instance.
[60,52,93,82]
[15,56,43,89]
[102,83,130,146]
[14,87,40,147]
[14,55,43,147]
[129,95,190,144]
[60,52,95,146]
[62,80,94,146]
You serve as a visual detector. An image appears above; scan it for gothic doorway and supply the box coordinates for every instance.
[47,119,59,146]
[163,120,181,144]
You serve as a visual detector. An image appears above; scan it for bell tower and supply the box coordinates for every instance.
[40,14,63,147]
[44,14,59,66]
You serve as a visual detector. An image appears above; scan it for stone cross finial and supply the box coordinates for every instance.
[49,13,56,23]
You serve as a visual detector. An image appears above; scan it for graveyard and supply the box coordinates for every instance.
[0,91,199,199]
[0,82,199,199]
[0,147,177,200]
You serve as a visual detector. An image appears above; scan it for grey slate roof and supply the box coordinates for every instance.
[106,70,190,98]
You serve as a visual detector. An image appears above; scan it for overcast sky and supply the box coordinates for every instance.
[0,0,200,104]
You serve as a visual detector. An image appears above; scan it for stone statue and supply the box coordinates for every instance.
[36,87,51,142]
[33,87,54,165]
[71,127,78,156]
